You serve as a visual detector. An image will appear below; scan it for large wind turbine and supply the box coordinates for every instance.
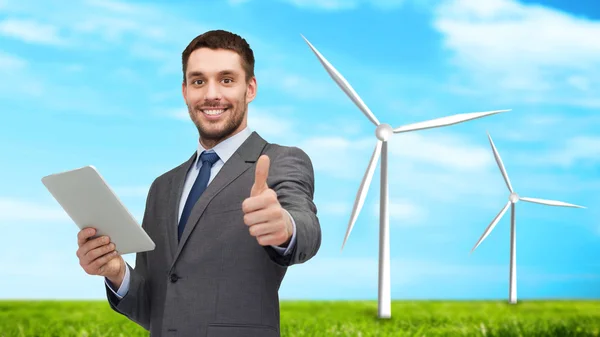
[301,34,511,319]
[471,132,585,304]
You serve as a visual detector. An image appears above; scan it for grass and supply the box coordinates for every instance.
[1,300,599,336]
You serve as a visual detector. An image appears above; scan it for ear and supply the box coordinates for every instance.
[181,81,187,102]
[246,77,257,104]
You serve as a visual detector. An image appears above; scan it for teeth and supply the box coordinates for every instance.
[203,109,225,115]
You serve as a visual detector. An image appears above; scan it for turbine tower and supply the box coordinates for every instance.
[301,34,511,318]
[471,132,586,304]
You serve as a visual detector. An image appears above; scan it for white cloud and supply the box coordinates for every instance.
[520,135,600,168]
[247,105,296,139]
[434,0,600,107]
[283,0,360,10]
[277,0,406,10]
[388,132,492,171]
[317,201,350,215]
[0,0,205,63]
[112,185,150,198]
[485,111,600,147]
[0,54,44,96]
[84,0,153,15]
[373,199,426,223]
[166,108,189,121]
[257,68,338,100]
[0,18,67,45]
[300,130,508,206]
[0,51,26,70]
[302,130,494,177]
[300,136,374,179]
[0,197,69,223]
[129,43,172,60]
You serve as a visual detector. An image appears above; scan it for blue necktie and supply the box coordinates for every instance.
[178,151,220,241]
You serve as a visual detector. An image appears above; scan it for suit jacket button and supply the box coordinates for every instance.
[170,274,179,283]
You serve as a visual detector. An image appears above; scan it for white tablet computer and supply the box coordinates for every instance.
[41,165,155,255]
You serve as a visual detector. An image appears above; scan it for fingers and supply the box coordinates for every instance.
[76,228,120,277]
[255,232,288,246]
[79,242,117,275]
[244,205,281,227]
[90,250,120,275]
[247,222,274,237]
[243,189,277,214]
[77,227,96,247]
[245,207,289,246]
[76,235,113,265]
[250,155,270,197]
[86,240,116,263]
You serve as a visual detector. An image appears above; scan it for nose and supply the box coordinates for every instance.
[204,81,222,101]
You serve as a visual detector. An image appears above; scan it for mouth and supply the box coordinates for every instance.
[199,107,228,119]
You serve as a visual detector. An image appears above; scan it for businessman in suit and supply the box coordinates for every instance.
[75,30,321,336]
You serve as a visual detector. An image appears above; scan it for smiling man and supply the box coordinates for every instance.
[74,30,321,337]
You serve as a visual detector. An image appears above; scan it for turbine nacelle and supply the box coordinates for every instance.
[509,192,519,204]
[376,124,393,142]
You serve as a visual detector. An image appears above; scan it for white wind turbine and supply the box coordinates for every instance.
[301,34,511,319]
[471,132,585,304]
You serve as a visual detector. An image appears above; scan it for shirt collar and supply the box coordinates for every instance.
[194,126,253,168]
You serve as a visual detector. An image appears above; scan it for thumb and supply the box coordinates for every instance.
[251,155,270,197]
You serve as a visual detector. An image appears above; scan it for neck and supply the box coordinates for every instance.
[199,125,245,149]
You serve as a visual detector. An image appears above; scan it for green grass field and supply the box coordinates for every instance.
[1,300,599,336]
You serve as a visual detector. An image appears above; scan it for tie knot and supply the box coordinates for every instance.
[198,151,220,167]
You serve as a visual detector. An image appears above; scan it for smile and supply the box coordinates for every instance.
[201,108,228,116]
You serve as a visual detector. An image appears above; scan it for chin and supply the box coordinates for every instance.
[197,123,236,139]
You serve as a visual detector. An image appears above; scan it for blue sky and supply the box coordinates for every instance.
[1,0,599,301]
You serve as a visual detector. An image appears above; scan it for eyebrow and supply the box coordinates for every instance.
[187,70,239,78]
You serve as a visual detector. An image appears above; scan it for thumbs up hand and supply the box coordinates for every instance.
[242,155,293,247]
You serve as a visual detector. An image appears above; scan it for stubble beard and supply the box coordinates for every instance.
[188,95,247,147]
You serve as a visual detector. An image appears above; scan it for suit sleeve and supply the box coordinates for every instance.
[264,146,321,266]
[104,179,156,331]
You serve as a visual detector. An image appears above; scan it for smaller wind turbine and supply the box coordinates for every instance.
[471,132,586,304]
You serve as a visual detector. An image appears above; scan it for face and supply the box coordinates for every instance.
[182,48,257,148]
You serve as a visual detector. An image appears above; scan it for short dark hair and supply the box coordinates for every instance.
[181,30,255,83]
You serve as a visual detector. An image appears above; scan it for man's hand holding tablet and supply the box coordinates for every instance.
[76,227,126,288]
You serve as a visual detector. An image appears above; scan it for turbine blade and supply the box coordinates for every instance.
[301,34,380,127]
[487,132,514,193]
[520,197,586,208]
[392,109,510,133]
[341,140,383,251]
[471,201,511,254]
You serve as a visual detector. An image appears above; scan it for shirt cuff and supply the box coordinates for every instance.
[271,209,297,256]
[104,263,130,299]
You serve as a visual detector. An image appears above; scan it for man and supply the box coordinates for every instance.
[75,30,321,337]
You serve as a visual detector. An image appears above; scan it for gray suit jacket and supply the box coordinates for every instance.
[105,131,321,337]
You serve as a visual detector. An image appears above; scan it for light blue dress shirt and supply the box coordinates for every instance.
[105,126,297,298]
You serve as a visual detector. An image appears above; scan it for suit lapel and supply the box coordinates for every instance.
[169,131,268,269]
[165,152,196,261]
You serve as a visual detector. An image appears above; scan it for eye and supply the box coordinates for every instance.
[193,79,204,85]
[222,78,233,84]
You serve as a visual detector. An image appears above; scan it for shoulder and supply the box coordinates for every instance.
[148,153,195,192]
[263,142,312,165]
[262,142,315,183]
